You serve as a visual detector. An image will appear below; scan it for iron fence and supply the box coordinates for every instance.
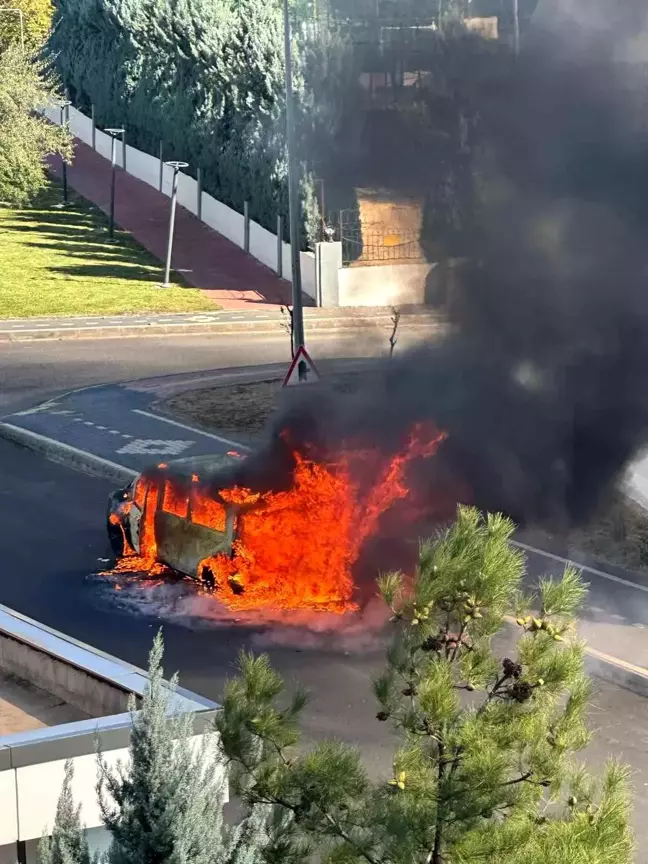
[338,208,425,265]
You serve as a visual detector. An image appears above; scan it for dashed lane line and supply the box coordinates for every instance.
[132,409,253,451]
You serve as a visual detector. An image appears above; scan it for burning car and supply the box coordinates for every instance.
[107,452,245,588]
[106,426,449,614]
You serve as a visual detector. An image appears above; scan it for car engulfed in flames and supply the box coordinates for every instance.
[107,425,450,614]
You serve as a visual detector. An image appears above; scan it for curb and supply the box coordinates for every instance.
[0,423,137,485]
[0,315,444,343]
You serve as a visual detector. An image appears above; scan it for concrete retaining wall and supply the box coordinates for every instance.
[0,634,131,718]
[337,262,434,307]
[0,605,221,854]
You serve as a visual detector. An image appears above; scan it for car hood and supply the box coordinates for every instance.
[152,452,243,480]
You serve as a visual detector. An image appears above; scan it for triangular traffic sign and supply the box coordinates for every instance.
[283,345,320,387]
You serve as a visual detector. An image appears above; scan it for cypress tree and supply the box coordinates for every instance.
[39,761,92,864]
[97,632,272,864]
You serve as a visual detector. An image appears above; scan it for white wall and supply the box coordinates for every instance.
[201,192,244,247]
[337,262,434,307]
[0,734,224,843]
[126,145,160,190]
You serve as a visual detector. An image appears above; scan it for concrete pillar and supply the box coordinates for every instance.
[315,241,342,308]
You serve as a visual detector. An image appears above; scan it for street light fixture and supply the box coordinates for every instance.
[283,0,306,353]
[105,128,124,239]
[59,101,71,204]
[163,161,188,287]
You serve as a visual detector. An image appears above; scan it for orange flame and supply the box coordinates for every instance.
[200,424,445,613]
[108,424,447,614]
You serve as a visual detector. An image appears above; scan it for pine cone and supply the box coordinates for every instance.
[509,681,533,703]
[502,658,522,679]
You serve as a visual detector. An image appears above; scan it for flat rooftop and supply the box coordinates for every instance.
[0,670,88,736]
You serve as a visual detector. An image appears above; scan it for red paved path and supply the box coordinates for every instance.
[49,141,294,310]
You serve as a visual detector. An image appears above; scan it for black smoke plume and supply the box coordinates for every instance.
[208,1,648,530]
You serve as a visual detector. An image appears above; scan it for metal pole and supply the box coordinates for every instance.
[243,201,250,253]
[91,104,96,149]
[283,0,305,352]
[513,0,520,56]
[109,135,116,239]
[163,161,187,286]
[277,215,283,278]
[59,101,71,204]
[122,129,127,172]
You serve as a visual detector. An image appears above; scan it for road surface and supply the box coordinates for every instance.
[0,436,646,852]
[0,329,406,415]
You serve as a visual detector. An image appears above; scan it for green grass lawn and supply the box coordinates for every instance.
[0,185,217,317]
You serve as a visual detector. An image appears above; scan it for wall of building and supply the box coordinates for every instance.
[337,262,434,307]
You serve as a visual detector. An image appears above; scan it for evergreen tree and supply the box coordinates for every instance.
[39,760,92,864]
[0,45,72,205]
[217,506,634,864]
[97,631,272,864]
[45,0,354,244]
[0,0,54,53]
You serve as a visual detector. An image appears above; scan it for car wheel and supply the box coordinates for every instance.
[107,513,126,558]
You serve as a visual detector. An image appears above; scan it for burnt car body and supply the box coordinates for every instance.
[107,453,243,587]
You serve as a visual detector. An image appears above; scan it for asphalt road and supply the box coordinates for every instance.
[0,436,647,853]
[0,329,408,415]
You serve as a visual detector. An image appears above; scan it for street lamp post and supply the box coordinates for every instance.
[105,128,124,240]
[163,161,188,287]
[513,0,520,56]
[59,101,71,204]
[283,0,306,353]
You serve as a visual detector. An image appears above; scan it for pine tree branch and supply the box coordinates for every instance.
[500,772,533,787]
[430,741,446,864]
[236,745,382,864]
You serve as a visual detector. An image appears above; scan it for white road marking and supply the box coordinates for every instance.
[513,540,648,595]
[132,409,252,451]
[116,438,194,456]
[96,425,108,430]
[83,421,95,426]
[0,423,138,480]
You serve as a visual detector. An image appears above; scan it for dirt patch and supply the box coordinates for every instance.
[569,495,648,574]
[157,371,381,441]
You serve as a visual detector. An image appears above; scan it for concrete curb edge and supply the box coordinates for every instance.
[0,316,444,343]
[0,422,137,485]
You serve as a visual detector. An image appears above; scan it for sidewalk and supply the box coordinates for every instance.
[48,142,296,311]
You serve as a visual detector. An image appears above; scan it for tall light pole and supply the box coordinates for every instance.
[283,0,306,353]
[163,161,188,287]
[59,101,71,204]
[513,0,520,56]
[105,128,124,240]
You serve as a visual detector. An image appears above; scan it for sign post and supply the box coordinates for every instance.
[283,345,320,387]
